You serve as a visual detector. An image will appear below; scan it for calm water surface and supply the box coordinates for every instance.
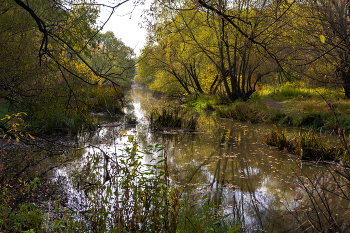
[49,85,349,232]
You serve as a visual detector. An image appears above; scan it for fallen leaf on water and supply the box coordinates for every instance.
[290,183,296,191]
[294,193,304,201]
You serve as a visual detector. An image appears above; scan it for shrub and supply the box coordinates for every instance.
[78,141,180,232]
[267,110,287,123]
[85,86,124,115]
[0,202,43,232]
[297,113,325,128]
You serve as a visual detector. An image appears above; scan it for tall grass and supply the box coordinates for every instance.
[149,107,199,132]
[74,141,180,232]
[259,82,345,100]
[177,194,242,233]
[216,101,265,123]
[265,126,349,162]
[0,141,181,232]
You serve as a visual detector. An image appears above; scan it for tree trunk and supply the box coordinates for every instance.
[343,73,350,98]
[338,59,350,98]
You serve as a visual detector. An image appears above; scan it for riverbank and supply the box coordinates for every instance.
[2,84,350,232]
[183,83,350,164]
[186,83,350,133]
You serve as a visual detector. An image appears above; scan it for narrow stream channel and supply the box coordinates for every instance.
[48,84,350,232]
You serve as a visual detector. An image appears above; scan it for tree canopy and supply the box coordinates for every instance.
[137,0,350,100]
[0,0,136,133]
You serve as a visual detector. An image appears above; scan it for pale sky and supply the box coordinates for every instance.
[98,0,150,57]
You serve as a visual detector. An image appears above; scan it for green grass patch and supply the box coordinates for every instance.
[150,107,199,132]
[259,82,344,101]
[206,81,350,133]
[265,126,349,162]
[185,94,219,111]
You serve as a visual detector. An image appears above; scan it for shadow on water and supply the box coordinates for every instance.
[130,84,350,232]
[3,84,350,232]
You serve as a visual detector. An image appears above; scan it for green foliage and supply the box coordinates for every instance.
[26,103,95,134]
[0,202,43,232]
[177,195,241,233]
[85,86,124,115]
[22,84,125,134]
[78,141,180,232]
[216,102,264,124]
[149,107,198,131]
[0,177,43,233]
[0,0,133,135]
[185,94,217,111]
[87,31,136,87]
[265,126,348,161]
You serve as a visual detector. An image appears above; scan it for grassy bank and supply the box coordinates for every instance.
[186,82,350,133]
[184,82,350,164]
[265,126,349,163]
[0,86,126,136]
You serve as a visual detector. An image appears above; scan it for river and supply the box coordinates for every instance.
[31,84,350,232]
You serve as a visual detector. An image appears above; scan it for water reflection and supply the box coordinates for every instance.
[37,84,348,232]
[129,85,350,232]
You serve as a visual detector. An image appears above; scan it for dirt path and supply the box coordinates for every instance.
[265,100,284,109]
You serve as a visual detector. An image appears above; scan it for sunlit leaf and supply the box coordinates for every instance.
[53,220,61,228]
[227,225,241,233]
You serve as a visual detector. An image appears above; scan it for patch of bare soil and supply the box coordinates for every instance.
[265,100,284,109]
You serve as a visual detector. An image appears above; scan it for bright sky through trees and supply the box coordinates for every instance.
[98,0,150,56]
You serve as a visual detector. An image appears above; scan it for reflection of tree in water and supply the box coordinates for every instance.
[125,85,350,231]
[159,122,303,231]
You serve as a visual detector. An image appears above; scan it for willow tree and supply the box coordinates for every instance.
[142,0,295,101]
[138,42,192,96]
[88,31,136,87]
